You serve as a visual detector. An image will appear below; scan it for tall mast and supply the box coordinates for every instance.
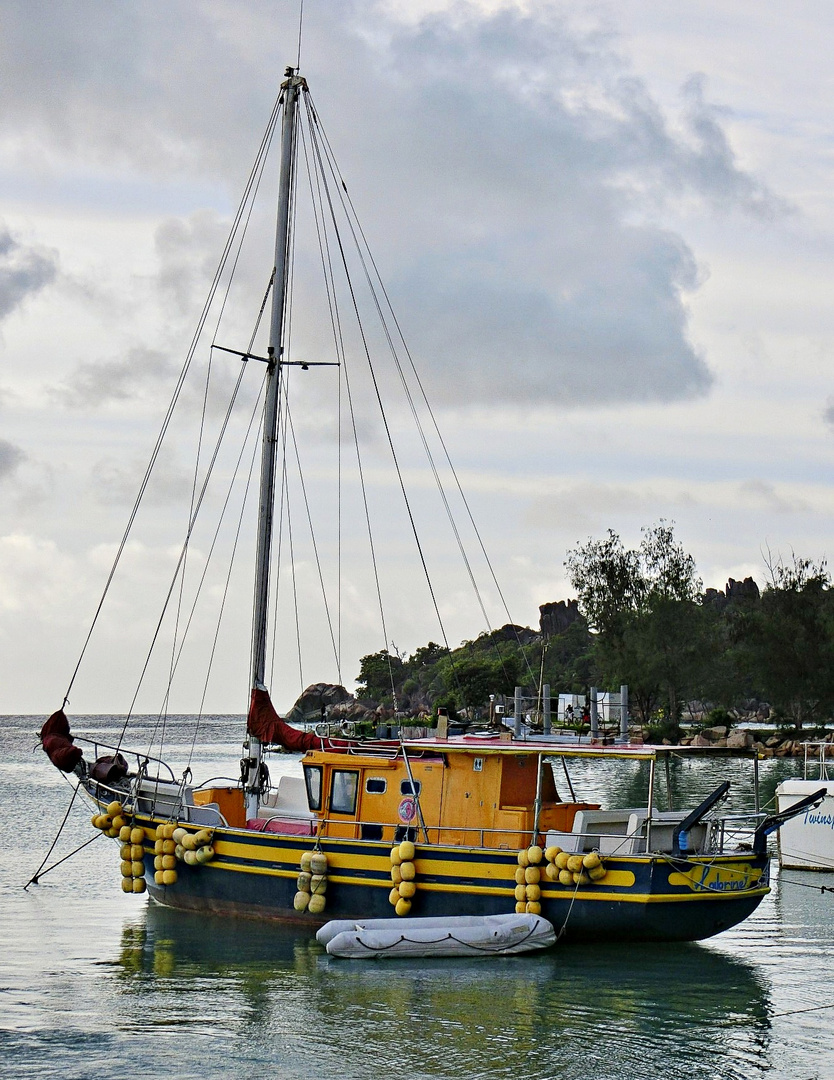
[244,67,305,818]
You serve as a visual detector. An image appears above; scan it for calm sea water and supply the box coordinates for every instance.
[3,713,834,1080]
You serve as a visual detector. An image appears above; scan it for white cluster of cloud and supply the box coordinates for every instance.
[1,1,781,411]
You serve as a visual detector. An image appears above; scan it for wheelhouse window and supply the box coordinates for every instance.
[365,777,387,794]
[331,769,360,814]
[303,764,323,811]
[400,779,421,796]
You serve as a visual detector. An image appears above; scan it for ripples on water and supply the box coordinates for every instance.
[2,714,833,1080]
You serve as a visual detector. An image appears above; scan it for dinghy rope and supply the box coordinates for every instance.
[555,878,583,942]
[345,925,545,955]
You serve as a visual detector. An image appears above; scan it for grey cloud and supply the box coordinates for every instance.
[90,445,192,506]
[0,438,25,480]
[675,75,787,218]
[1,2,781,407]
[155,210,237,316]
[525,482,657,534]
[52,345,177,409]
[824,398,834,431]
[739,479,809,514]
[0,225,57,320]
[386,227,709,406]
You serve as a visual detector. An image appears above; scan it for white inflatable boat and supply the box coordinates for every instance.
[317,913,557,959]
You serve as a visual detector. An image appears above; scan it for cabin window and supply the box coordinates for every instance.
[400,779,421,796]
[303,764,323,811]
[395,825,416,843]
[366,777,387,794]
[331,769,360,814]
[361,823,384,841]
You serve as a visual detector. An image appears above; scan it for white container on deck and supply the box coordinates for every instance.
[776,768,834,871]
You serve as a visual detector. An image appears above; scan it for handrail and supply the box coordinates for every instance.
[802,741,833,781]
[73,735,177,782]
[87,774,230,827]
[194,776,241,790]
[311,811,757,853]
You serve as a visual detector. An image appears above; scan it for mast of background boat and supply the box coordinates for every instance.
[244,67,305,820]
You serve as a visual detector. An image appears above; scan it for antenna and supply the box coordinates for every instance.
[296,0,304,70]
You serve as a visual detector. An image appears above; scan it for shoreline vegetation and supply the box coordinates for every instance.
[285,523,834,753]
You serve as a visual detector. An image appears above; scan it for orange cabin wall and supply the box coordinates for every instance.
[300,750,601,850]
[193,786,246,828]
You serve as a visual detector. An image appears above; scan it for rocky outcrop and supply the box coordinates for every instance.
[704,577,761,611]
[487,623,540,646]
[285,683,353,725]
[539,599,581,638]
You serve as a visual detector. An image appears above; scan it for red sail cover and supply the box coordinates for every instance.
[247,688,322,752]
[40,709,83,772]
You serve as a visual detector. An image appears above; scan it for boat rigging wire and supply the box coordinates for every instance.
[297,105,399,705]
[296,0,304,72]
[298,108,346,671]
[117,355,256,750]
[286,439,305,691]
[268,384,291,690]
[62,90,284,711]
[306,93,535,692]
[286,405,342,679]
[188,394,264,759]
[152,145,277,766]
[303,93,465,710]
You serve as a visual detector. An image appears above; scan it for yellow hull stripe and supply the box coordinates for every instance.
[203,860,766,903]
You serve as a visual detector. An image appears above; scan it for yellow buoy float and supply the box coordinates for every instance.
[295,850,329,915]
[390,840,419,914]
[516,843,545,909]
[534,844,609,894]
[308,893,326,916]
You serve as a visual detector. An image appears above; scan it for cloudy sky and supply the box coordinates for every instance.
[2,0,833,716]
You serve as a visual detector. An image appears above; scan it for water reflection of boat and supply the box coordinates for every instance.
[39,66,822,946]
[776,743,834,870]
[117,903,774,1078]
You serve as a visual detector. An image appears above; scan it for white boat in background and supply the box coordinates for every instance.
[317,913,556,959]
[776,744,834,870]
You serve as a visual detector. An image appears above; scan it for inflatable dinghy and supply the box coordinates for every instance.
[317,912,556,959]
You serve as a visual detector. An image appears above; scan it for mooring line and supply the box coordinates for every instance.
[24,832,104,888]
[23,781,82,889]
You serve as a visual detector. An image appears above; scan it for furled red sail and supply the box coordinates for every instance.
[40,709,84,772]
[247,687,322,752]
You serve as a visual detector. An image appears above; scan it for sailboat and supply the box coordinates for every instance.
[39,67,823,943]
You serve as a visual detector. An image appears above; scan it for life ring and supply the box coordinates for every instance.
[340,720,356,738]
[398,796,417,824]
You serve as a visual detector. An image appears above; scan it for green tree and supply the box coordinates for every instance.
[540,618,596,695]
[566,521,708,722]
[749,554,834,727]
[441,653,520,713]
[356,649,404,702]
